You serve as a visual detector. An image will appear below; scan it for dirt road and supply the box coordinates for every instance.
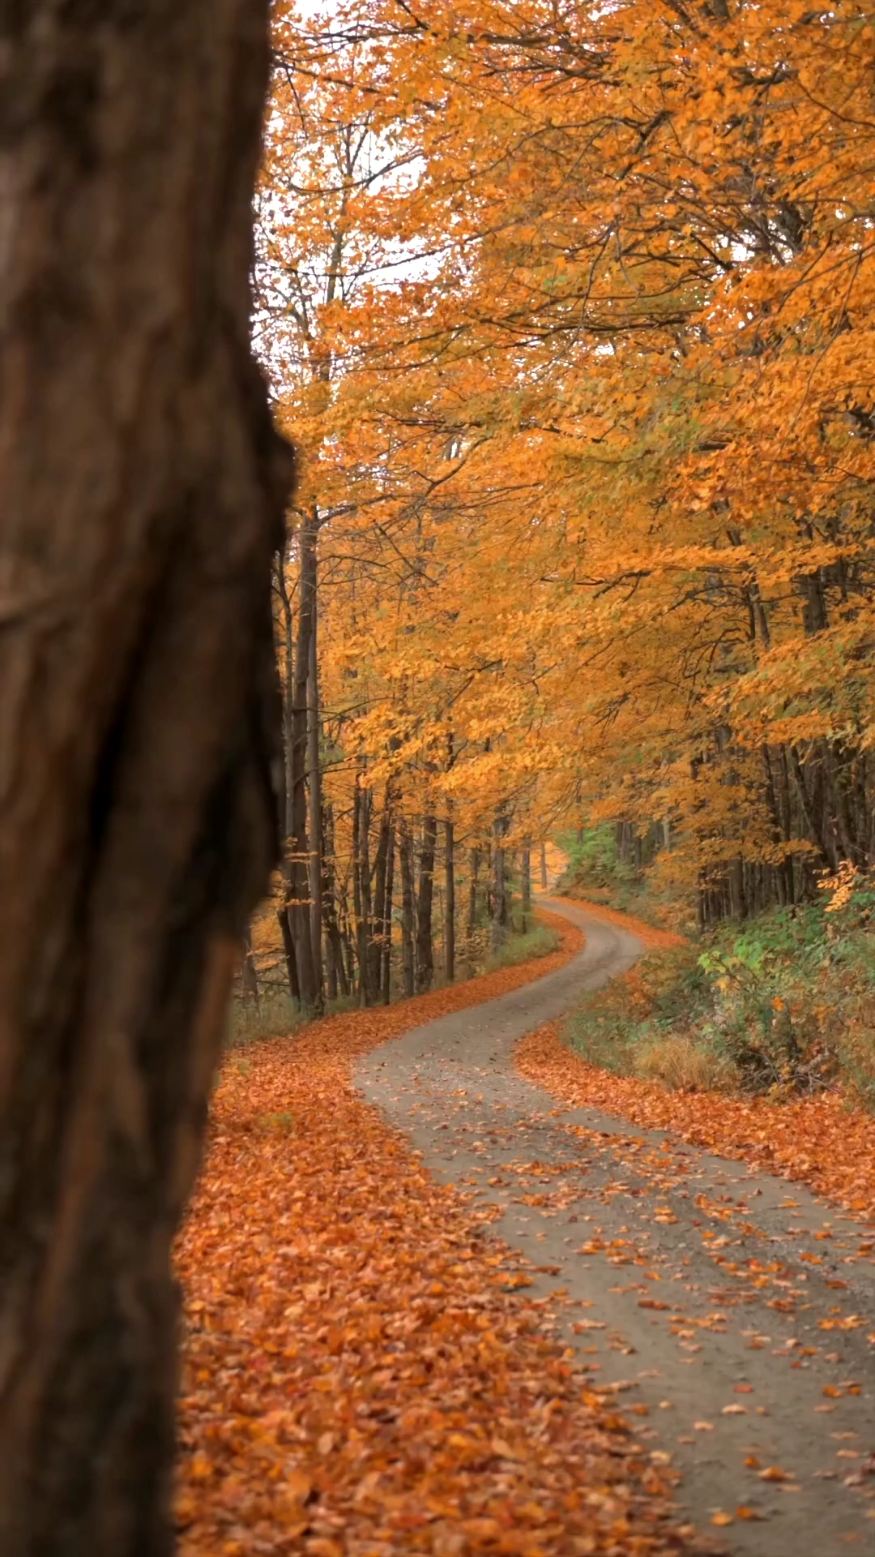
[357,897,875,1552]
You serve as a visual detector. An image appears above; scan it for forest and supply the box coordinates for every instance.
[1,4,873,1557]
[251,0,875,1022]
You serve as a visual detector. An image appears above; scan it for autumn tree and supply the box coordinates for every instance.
[273,0,873,929]
[0,5,290,1553]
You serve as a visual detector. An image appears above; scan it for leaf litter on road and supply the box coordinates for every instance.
[175,919,696,1556]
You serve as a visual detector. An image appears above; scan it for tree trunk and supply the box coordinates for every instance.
[400,821,416,998]
[520,840,532,932]
[416,814,438,993]
[306,566,324,1005]
[352,778,368,1004]
[466,846,481,974]
[288,508,318,1010]
[320,805,349,1002]
[444,811,456,983]
[368,793,393,1004]
[490,808,509,951]
[381,824,395,1005]
[0,7,291,1554]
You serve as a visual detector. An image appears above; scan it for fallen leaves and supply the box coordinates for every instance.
[517,903,875,1223]
[175,919,688,1554]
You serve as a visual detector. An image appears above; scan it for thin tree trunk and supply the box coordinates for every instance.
[320,806,349,1002]
[444,811,456,983]
[278,904,301,1004]
[368,793,392,1004]
[0,7,291,1552]
[466,846,481,974]
[490,808,509,951]
[352,778,370,1005]
[416,814,438,993]
[540,840,548,889]
[400,820,416,998]
[306,571,324,1005]
[520,840,532,932]
[288,509,318,1010]
[381,824,395,1004]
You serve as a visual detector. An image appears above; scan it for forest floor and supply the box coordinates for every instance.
[177,901,875,1556]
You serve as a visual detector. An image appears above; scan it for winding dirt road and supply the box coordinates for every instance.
[357,897,875,1553]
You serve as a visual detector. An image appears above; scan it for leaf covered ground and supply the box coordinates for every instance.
[517,901,875,1222]
[176,916,691,1556]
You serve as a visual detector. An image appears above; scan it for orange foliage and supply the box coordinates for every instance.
[261,2,875,902]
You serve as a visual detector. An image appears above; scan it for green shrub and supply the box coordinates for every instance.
[484,923,560,972]
[567,874,874,1106]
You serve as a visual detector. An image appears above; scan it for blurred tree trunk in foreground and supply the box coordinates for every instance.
[0,4,291,1553]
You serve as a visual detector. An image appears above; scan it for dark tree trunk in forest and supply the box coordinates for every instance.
[381,826,395,1004]
[367,793,393,1004]
[352,778,369,1004]
[320,805,349,1002]
[490,809,509,951]
[466,845,481,973]
[0,6,291,1555]
[444,812,456,983]
[415,814,437,993]
[287,509,319,1011]
[520,840,532,931]
[400,821,416,997]
[306,571,324,1003]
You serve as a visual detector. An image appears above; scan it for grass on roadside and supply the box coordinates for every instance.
[567,872,875,1107]
[484,921,560,972]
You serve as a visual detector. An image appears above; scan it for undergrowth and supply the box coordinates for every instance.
[484,921,559,972]
[568,872,875,1106]
[556,824,689,933]
[232,913,560,1045]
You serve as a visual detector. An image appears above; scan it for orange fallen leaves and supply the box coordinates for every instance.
[176,917,686,1554]
[517,905,875,1223]
[517,1018,875,1223]
[550,896,685,953]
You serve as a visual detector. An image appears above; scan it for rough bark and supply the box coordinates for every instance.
[0,6,291,1553]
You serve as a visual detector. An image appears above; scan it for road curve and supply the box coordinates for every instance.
[357,897,875,1552]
